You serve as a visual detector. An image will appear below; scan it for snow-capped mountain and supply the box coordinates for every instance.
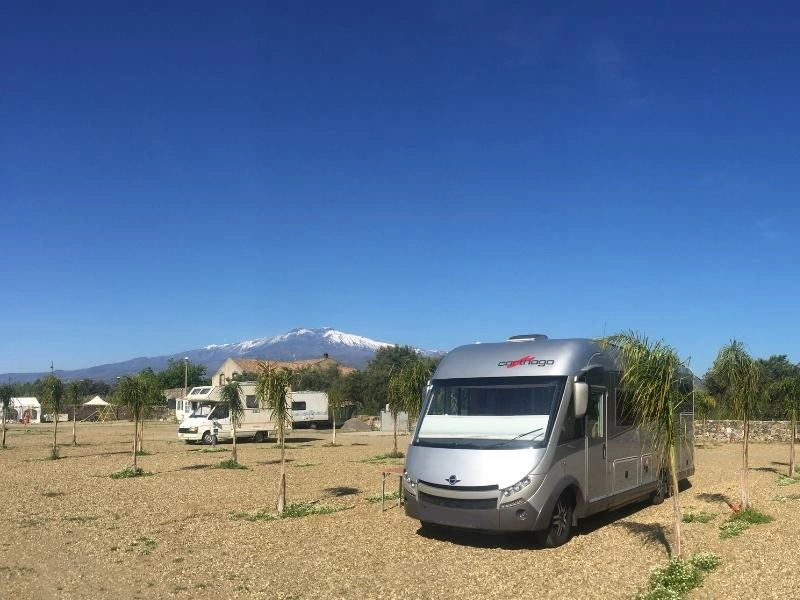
[1,328,408,383]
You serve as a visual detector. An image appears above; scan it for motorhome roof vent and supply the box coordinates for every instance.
[508,333,548,342]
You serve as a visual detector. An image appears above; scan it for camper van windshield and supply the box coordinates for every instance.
[415,376,566,449]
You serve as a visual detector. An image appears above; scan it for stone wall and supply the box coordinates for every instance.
[695,420,798,444]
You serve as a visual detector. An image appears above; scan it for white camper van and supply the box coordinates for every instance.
[177,383,281,444]
[290,391,330,428]
[403,335,694,547]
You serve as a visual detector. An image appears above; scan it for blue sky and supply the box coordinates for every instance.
[1,1,798,376]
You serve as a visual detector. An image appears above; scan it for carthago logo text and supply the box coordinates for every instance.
[497,355,555,368]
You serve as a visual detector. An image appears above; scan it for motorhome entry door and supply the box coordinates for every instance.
[586,387,608,502]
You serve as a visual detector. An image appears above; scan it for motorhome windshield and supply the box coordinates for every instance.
[188,404,214,418]
[414,376,566,449]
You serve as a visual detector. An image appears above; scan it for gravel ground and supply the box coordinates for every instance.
[1,422,798,600]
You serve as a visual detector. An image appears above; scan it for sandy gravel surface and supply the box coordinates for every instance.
[1,422,798,600]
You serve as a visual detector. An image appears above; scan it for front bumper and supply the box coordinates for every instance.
[403,490,540,532]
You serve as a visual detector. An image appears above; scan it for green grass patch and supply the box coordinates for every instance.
[366,490,400,503]
[63,515,98,523]
[635,553,721,600]
[47,447,60,460]
[776,473,800,486]
[294,462,318,468]
[198,447,226,453]
[719,519,749,538]
[135,450,152,456]
[217,459,248,470]
[129,537,157,555]
[110,466,151,479]
[269,444,299,450]
[322,442,341,447]
[729,506,774,525]
[360,451,405,464]
[20,518,42,528]
[775,492,800,502]
[719,506,773,538]
[0,565,35,576]
[232,501,352,522]
[41,490,65,498]
[682,511,716,524]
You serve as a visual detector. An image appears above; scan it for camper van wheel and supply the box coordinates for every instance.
[253,431,266,443]
[201,431,213,445]
[651,471,669,505]
[535,493,574,548]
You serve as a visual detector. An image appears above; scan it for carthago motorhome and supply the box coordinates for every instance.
[403,334,694,547]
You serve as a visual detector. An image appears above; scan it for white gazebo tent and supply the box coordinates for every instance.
[9,398,41,423]
[83,395,113,422]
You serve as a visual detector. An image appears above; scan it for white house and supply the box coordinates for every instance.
[211,355,353,385]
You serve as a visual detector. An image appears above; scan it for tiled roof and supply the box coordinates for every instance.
[228,356,354,375]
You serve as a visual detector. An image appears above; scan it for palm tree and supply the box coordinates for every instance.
[694,390,716,448]
[135,369,163,454]
[219,380,244,464]
[608,332,693,558]
[387,368,404,455]
[327,379,345,445]
[709,340,761,509]
[256,361,293,513]
[116,374,159,469]
[66,380,85,446]
[399,360,433,430]
[41,374,65,459]
[770,376,800,477]
[0,384,14,448]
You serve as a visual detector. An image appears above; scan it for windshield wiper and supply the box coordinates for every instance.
[487,427,544,449]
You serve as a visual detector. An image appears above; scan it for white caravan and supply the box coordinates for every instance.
[403,335,694,547]
[177,383,281,444]
[290,391,330,428]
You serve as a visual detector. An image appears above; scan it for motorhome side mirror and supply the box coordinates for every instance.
[574,382,588,419]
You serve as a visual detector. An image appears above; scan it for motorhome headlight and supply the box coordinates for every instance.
[500,475,533,497]
[403,470,417,489]
[188,426,198,433]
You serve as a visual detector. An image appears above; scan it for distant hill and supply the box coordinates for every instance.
[2,327,434,383]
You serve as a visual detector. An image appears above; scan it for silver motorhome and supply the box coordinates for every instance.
[403,335,694,546]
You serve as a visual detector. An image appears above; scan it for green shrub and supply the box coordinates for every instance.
[682,511,715,524]
[635,553,721,600]
[719,519,749,538]
[48,447,60,460]
[729,506,774,525]
[366,490,400,503]
[110,466,150,479]
[217,459,247,470]
[689,552,722,573]
[649,558,703,595]
[776,474,800,486]
[232,501,351,522]
[775,492,800,502]
[360,452,405,463]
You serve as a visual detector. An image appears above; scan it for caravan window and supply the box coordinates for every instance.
[415,376,566,449]
[291,401,307,411]
[245,395,258,408]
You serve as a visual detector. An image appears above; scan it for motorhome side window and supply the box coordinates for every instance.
[291,401,307,411]
[586,388,605,438]
[245,395,258,409]
[212,406,229,419]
